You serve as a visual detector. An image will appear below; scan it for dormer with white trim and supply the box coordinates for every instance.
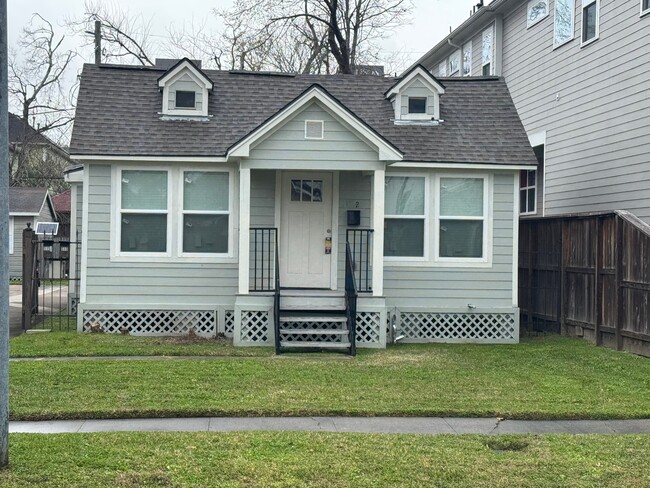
[157,58,214,119]
[385,65,445,125]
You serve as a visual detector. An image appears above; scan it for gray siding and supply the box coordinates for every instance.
[250,170,276,227]
[36,197,55,226]
[83,164,238,308]
[75,183,83,240]
[9,216,31,279]
[501,0,650,222]
[384,171,515,309]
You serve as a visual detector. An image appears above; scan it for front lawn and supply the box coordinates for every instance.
[1,432,649,487]
[9,335,650,420]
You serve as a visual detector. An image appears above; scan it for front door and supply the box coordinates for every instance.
[280,172,333,288]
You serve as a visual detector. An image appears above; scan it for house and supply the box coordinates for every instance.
[412,0,650,222]
[8,187,57,281]
[51,189,72,237]
[68,58,537,351]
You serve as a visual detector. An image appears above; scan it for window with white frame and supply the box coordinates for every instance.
[384,176,426,258]
[520,170,537,215]
[462,42,472,76]
[449,50,460,76]
[527,0,549,27]
[438,61,447,77]
[437,177,486,259]
[582,0,599,43]
[8,216,13,255]
[119,169,170,254]
[554,0,575,48]
[35,222,60,236]
[644,0,650,14]
[407,97,427,114]
[182,171,230,254]
[482,27,493,76]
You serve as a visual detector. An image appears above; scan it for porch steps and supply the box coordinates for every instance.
[277,292,352,353]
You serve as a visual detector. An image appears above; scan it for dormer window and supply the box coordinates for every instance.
[157,58,214,119]
[385,65,445,126]
[408,97,427,114]
[175,91,196,109]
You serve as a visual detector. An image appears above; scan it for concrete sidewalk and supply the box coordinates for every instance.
[9,417,650,435]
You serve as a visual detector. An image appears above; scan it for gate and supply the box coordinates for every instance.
[22,223,81,331]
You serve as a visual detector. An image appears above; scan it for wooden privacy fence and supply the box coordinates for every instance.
[519,211,650,357]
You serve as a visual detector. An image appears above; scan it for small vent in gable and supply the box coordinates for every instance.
[305,120,324,139]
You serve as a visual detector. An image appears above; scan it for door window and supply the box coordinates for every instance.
[290,179,323,202]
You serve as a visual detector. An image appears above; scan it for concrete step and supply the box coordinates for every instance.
[280,294,346,311]
[279,328,349,335]
[280,341,351,349]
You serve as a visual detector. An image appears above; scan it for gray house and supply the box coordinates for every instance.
[414,0,650,222]
[8,187,57,280]
[69,59,536,350]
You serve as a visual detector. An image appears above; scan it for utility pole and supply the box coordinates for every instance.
[0,0,10,469]
[85,20,102,65]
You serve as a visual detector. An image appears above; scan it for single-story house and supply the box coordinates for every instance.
[8,187,57,280]
[68,59,537,352]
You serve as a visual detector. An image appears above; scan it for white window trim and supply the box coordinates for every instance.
[642,0,650,17]
[449,50,461,76]
[553,0,576,49]
[383,172,429,263]
[519,170,537,216]
[35,222,60,236]
[462,42,472,77]
[113,166,173,259]
[433,174,493,267]
[8,216,13,255]
[161,68,209,117]
[175,90,197,109]
[527,0,550,28]
[178,168,234,258]
[406,97,430,120]
[304,120,324,140]
[580,0,600,47]
[482,26,494,75]
[111,165,237,263]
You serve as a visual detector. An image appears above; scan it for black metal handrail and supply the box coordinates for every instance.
[250,228,278,292]
[273,231,281,354]
[345,242,358,357]
[346,229,374,293]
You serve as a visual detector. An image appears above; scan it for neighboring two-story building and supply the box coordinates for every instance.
[414,0,650,222]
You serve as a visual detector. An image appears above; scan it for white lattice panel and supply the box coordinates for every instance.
[356,312,382,345]
[280,321,346,343]
[399,312,516,342]
[224,310,234,337]
[240,310,270,343]
[83,310,216,337]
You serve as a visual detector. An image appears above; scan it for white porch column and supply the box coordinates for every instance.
[238,168,251,295]
[372,169,385,296]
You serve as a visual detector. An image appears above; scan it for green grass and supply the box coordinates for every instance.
[9,336,650,420]
[11,331,272,357]
[1,432,649,487]
[30,313,77,332]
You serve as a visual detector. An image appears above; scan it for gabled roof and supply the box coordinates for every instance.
[70,63,538,166]
[229,84,403,161]
[157,58,214,90]
[384,64,446,99]
[9,187,54,216]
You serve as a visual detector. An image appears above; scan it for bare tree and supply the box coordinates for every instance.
[68,0,155,66]
[8,14,76,188]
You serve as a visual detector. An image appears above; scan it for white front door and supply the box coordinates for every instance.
[280,172,333,288]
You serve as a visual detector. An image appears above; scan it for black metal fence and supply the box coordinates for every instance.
[22,224,80,331]
[346,229,373,293]
[250,228,278,292]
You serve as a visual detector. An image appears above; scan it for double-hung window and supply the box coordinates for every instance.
[554,0,575,48]
[119,169,170,254]
[449,51,460,76]
[582,0,599,44]
[520,171,537,215]
[482,27,493,76]
[462,42,472,76]
[436,177,487,260]
[384,176,426,258]
[181,171,230,255]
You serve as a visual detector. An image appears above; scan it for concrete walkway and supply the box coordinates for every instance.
[9,417,650,435]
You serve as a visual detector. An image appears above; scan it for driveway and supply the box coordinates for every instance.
[8,283,69,337]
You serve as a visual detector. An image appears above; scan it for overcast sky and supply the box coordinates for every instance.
[8,0,480,70]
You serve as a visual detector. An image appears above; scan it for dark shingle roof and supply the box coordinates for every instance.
[70,63,537,166]
[9,187,48,214]
[52,189,71,213]
[8,113,52,146]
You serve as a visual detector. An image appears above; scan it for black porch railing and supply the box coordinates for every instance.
[346,229,374,293]
[345,242,358,357]
[249,228,278,292]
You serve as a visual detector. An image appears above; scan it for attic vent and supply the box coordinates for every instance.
[305,120,324,140]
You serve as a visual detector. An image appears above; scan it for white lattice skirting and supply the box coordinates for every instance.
[398,311,518,343]
[224,310,235,337]
[82,310,216,337]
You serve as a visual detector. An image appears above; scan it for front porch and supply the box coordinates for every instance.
[233,168,388,352]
